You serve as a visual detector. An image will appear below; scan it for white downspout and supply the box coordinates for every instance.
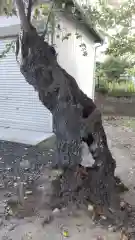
[91,43,101,100]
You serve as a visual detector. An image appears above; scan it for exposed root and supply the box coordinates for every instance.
[50,166,129,228]
[114,176,129,193]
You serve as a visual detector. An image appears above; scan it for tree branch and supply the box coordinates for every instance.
[15,0,31,32]
[27,0,33,23]
[42,1,55,39]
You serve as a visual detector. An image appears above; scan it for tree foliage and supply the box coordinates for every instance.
[84,0,135,57]
[97,56,131,81]
[0,0,16,16]
[0,0,90,58]
[1,0,135,58]
[0,41,15,59]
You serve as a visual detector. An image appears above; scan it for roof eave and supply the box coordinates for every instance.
[58,9,104,44]
[72,0,104,44]
[83,20,104,44]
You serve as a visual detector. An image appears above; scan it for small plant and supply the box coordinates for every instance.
[95,80,108,95]
[95,78,135,97]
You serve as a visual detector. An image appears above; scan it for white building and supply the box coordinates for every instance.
[0,0,102,145]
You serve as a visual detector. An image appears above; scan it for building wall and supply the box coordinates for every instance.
[0,14,96,99]
[0,15,96,134]
[0,37,52,132]
[0,18,53,133]
[54,15,96,99]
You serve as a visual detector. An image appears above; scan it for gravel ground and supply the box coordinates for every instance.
[0,118,135,239]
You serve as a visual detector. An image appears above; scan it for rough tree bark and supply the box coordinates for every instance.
[15,0,127,223]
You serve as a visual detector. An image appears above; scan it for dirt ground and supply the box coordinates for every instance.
[0,117,135,240]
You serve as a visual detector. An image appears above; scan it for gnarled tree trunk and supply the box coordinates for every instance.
[15,0,126,223]
[19,28,117,209]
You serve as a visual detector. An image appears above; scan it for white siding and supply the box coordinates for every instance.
[0,38,52,132]
[54,16,96,99]
[0,15,96,139]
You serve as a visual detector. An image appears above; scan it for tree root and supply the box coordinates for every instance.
[114,176,129,193]
[50,166,129,228]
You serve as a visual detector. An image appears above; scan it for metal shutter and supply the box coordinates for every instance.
[0,37,52,133]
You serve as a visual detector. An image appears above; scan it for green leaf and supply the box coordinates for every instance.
[62,33,71,41]
[0,40,15,59]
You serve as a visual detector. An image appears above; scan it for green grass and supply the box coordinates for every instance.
[107,81,135,92]
[96,79,135,97]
